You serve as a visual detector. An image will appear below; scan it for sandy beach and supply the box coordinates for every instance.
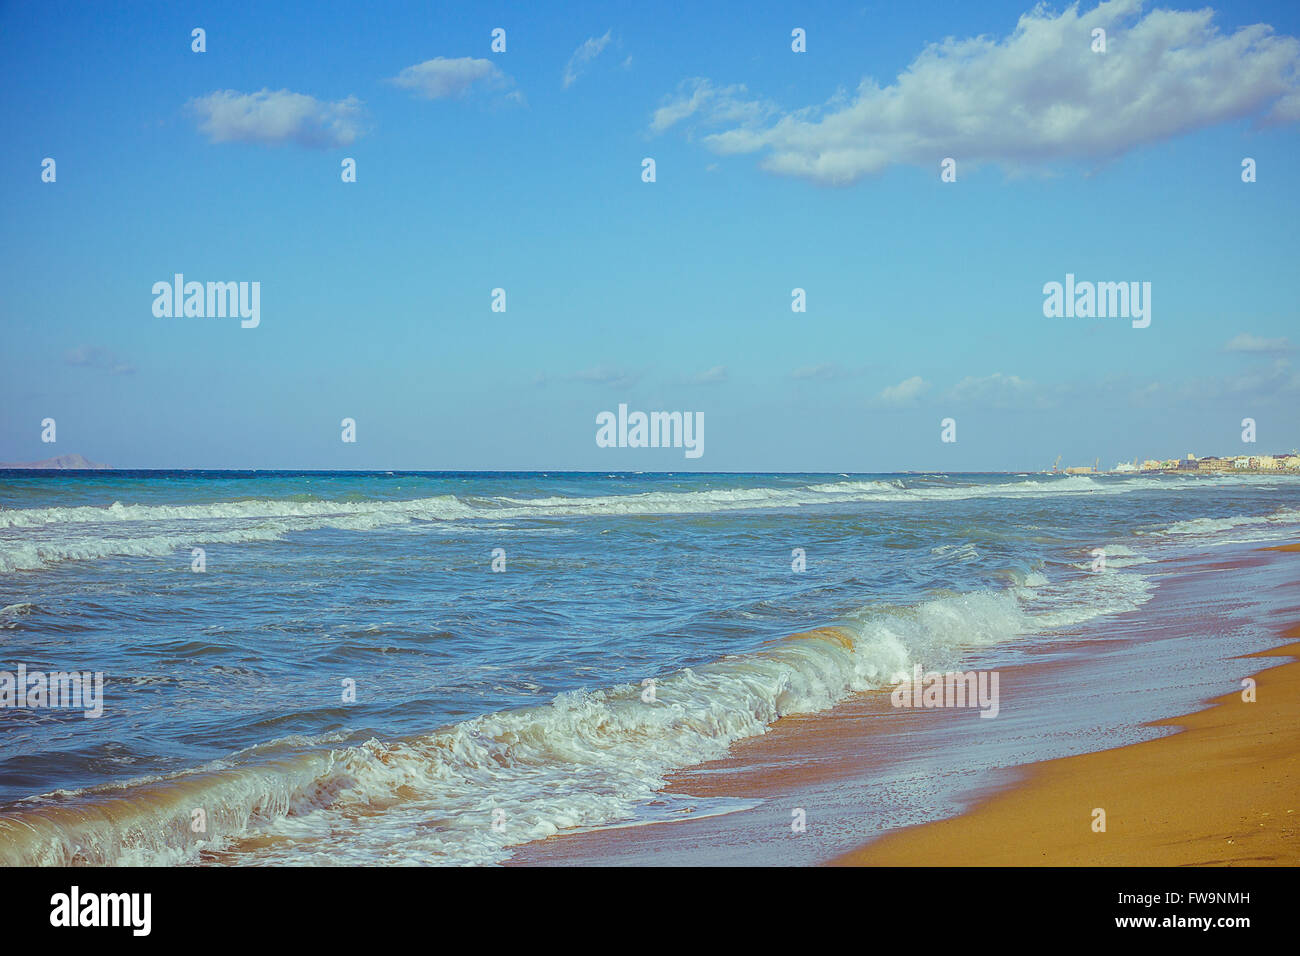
[839,544,1300,866]
[837,632,1300,866]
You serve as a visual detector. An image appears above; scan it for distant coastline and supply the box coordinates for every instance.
[0,453,110,470]
[1053,451,1300,476]
[2,463,1299,476]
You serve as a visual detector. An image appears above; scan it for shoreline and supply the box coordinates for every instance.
[836,630,1300,866]
[510,542,1300,866]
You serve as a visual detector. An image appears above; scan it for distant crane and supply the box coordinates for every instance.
[1094,457,1099,472]
[1052,455,1061,473]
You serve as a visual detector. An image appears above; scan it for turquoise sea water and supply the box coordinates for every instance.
[2,470,1299,864]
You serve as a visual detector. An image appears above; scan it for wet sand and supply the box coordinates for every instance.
[511,543,1299,866]
[838,630,1300,865]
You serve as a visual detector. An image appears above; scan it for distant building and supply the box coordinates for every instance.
[1113,450,1300,474]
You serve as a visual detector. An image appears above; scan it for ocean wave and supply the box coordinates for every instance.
[0,494,476,529]
[0,602,38,629]
[0,473,1274,530]
[1143,507,1300,541]
[931,543,981,564]
[0,567,1152,866]
[1,474,1283,573]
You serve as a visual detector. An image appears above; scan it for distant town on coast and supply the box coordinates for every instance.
[1055,450,1300,475]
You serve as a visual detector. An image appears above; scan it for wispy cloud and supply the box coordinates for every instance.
[1133,357,1300,404]
[944,372,1047,408]
[563,31,613,89]
[791,363,860,382]
[682,365,729,385]
[1224,332,1293,353]
[188,89,365,148]
[651,79,775,134]
[65,346,135,375]
[570,365,642,388]
[876,375,929,405]
[391,57,517,100]
[652,0,1300,184]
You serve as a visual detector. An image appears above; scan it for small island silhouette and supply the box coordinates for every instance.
[0,453,110,469]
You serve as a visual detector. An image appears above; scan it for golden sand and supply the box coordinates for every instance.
[836,632,1300,866]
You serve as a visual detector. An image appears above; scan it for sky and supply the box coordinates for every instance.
[2,0,1298,471]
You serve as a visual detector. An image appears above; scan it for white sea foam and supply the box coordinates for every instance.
[1154,507,1300,537]
[0,602,38,628]
[931,543,981,564]
[1,474,1286,573]
[1065,543,1156,571]
[0,566,1153,867]
[0,494,476,529]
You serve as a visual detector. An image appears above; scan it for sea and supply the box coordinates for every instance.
[2,470,1298,865]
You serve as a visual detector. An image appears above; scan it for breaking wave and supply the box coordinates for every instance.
[0,565,1153,866]
[1,473,1286,573]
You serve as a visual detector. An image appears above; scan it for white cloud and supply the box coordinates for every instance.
[1210,358,1300,395]
[391,57,513,99]
[684,365,729,385]
[650,78,775,134]
[948,372,1032,394]
[1140,357,1300,402]
[563,31,613,89]
[877,375,929,405]
[1224,332,1293,353]
[791,363,860,381]
[188,89,365,148]
[570,365,642,388]
[945,372,1049,408]
[653,0,1300,184]
[65,346,135,375]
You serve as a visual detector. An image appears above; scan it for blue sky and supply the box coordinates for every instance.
[2,0,1299,471]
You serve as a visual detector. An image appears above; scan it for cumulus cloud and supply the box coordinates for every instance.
[391,57,515,100]
[563,31,613,89]
[652,0,1300,184]
[945,372,1051,408]
[188,89,365,148]
[65,346,135,375]
[877,375,929,405]
[1224,332,1293,353]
